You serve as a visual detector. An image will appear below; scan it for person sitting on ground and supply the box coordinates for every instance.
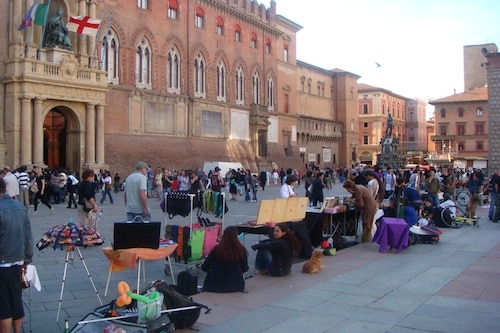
[403,197,418,226]
[251,224,302,277]
[201,226,248,293]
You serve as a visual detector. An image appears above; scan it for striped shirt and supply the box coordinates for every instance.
[16,171,30,188]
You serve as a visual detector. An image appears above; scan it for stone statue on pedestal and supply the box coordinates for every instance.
[43,7,72,50]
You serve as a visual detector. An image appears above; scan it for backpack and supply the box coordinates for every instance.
[147,280,211,330]
[176,268,198,296]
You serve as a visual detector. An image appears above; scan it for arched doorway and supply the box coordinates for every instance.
[44,110,67,168]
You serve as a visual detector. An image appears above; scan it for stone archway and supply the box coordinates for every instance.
[43,106,81,171]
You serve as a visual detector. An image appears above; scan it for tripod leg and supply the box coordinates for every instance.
[56,250,71,322]
[76,247,103,305]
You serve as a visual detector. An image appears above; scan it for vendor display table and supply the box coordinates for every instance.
[372,217,409,253]
[102,244,177,296]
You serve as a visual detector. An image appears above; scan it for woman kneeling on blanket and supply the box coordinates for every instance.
[201,226,248,292]
[251,224,302,277]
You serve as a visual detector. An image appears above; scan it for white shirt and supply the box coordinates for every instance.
[280,184,295,198]
[367,178,379,200]
[3,172,20,197]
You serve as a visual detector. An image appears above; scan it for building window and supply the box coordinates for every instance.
[234,24,241,42]
[168,0,178,19]
[476,107,483,116]
[235,65,244,104]
[300,76,305,92]
[458,108,464,117]
[409,111,414,121]
[135,38,151,88]
[283,44,289,62]
[440,125,447,135]
[363,122,368,128]
[138,0,148,9]
[267,76,274,111]
[265,38,271,54]
[195,7,204,28]
[216,60,226,101]
[475,123,485,135]
[317,84,321,96]
[284,93,289,113]
[194,53,205,97]
[307,79,311,94]
[216,16,224,35]
[458,142,465,150]
[477,141,484,150]
[363,135,369,145]
[250,32,257,48]
[100,29,119,84]
[457,124,465,135]
[363,104,368,114]
[440,108,446,118]
[167,47,180,93]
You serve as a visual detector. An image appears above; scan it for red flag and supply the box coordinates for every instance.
[67,15,101,37]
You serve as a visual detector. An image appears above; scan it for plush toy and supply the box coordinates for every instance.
[116,281,163,322]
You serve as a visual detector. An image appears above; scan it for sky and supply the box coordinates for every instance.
[263,0,500,116]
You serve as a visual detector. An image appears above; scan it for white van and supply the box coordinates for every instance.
[203,161,244,177]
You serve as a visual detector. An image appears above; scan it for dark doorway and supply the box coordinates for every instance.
[43,110,67,169]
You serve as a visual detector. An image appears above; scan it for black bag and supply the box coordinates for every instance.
[148,280,211,330]
[176,268,198,296]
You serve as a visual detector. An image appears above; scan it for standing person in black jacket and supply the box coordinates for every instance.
[310,172,325,207]
[251,224,302,276]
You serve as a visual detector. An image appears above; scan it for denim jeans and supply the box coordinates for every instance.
[428,193,440,208]
[489,192,497,219]
[255,249,272,272]
[127,212,151,222]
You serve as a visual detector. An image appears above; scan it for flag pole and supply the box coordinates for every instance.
[89,11,107,68]
[99,12,113,71]
[37,0,52,60]
[24,0,39,58]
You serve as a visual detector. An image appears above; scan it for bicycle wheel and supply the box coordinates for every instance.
[441,205,466,228]
[456,190,470,206]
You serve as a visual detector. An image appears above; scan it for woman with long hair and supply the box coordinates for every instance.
[32,166,53,215]
[201,226,248,292]
[251,224,302,277]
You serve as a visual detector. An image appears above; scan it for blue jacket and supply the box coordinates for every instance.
[0,194,33,265]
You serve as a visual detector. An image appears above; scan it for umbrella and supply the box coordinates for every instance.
[36,221,104,250]
[36,221,104,321]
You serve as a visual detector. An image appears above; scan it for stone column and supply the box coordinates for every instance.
[12,0,24,44]
[88,0,98,68]
[85,103,96,165]
[32,98,44,166]
[20,97,33,164]
[95,104,105,164]
[77,0,87,57]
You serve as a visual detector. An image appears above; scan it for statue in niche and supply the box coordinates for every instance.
[44,7,72,50]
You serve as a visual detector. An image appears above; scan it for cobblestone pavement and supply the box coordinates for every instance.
[22,182,500,332]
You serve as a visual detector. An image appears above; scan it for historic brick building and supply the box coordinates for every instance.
[357,83,408,165]
[2,0,359,176]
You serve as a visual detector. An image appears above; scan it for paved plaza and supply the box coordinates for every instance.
[23,182,500,332]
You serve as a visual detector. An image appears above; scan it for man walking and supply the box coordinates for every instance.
[124,161,150,221]
[0,178,33,333]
